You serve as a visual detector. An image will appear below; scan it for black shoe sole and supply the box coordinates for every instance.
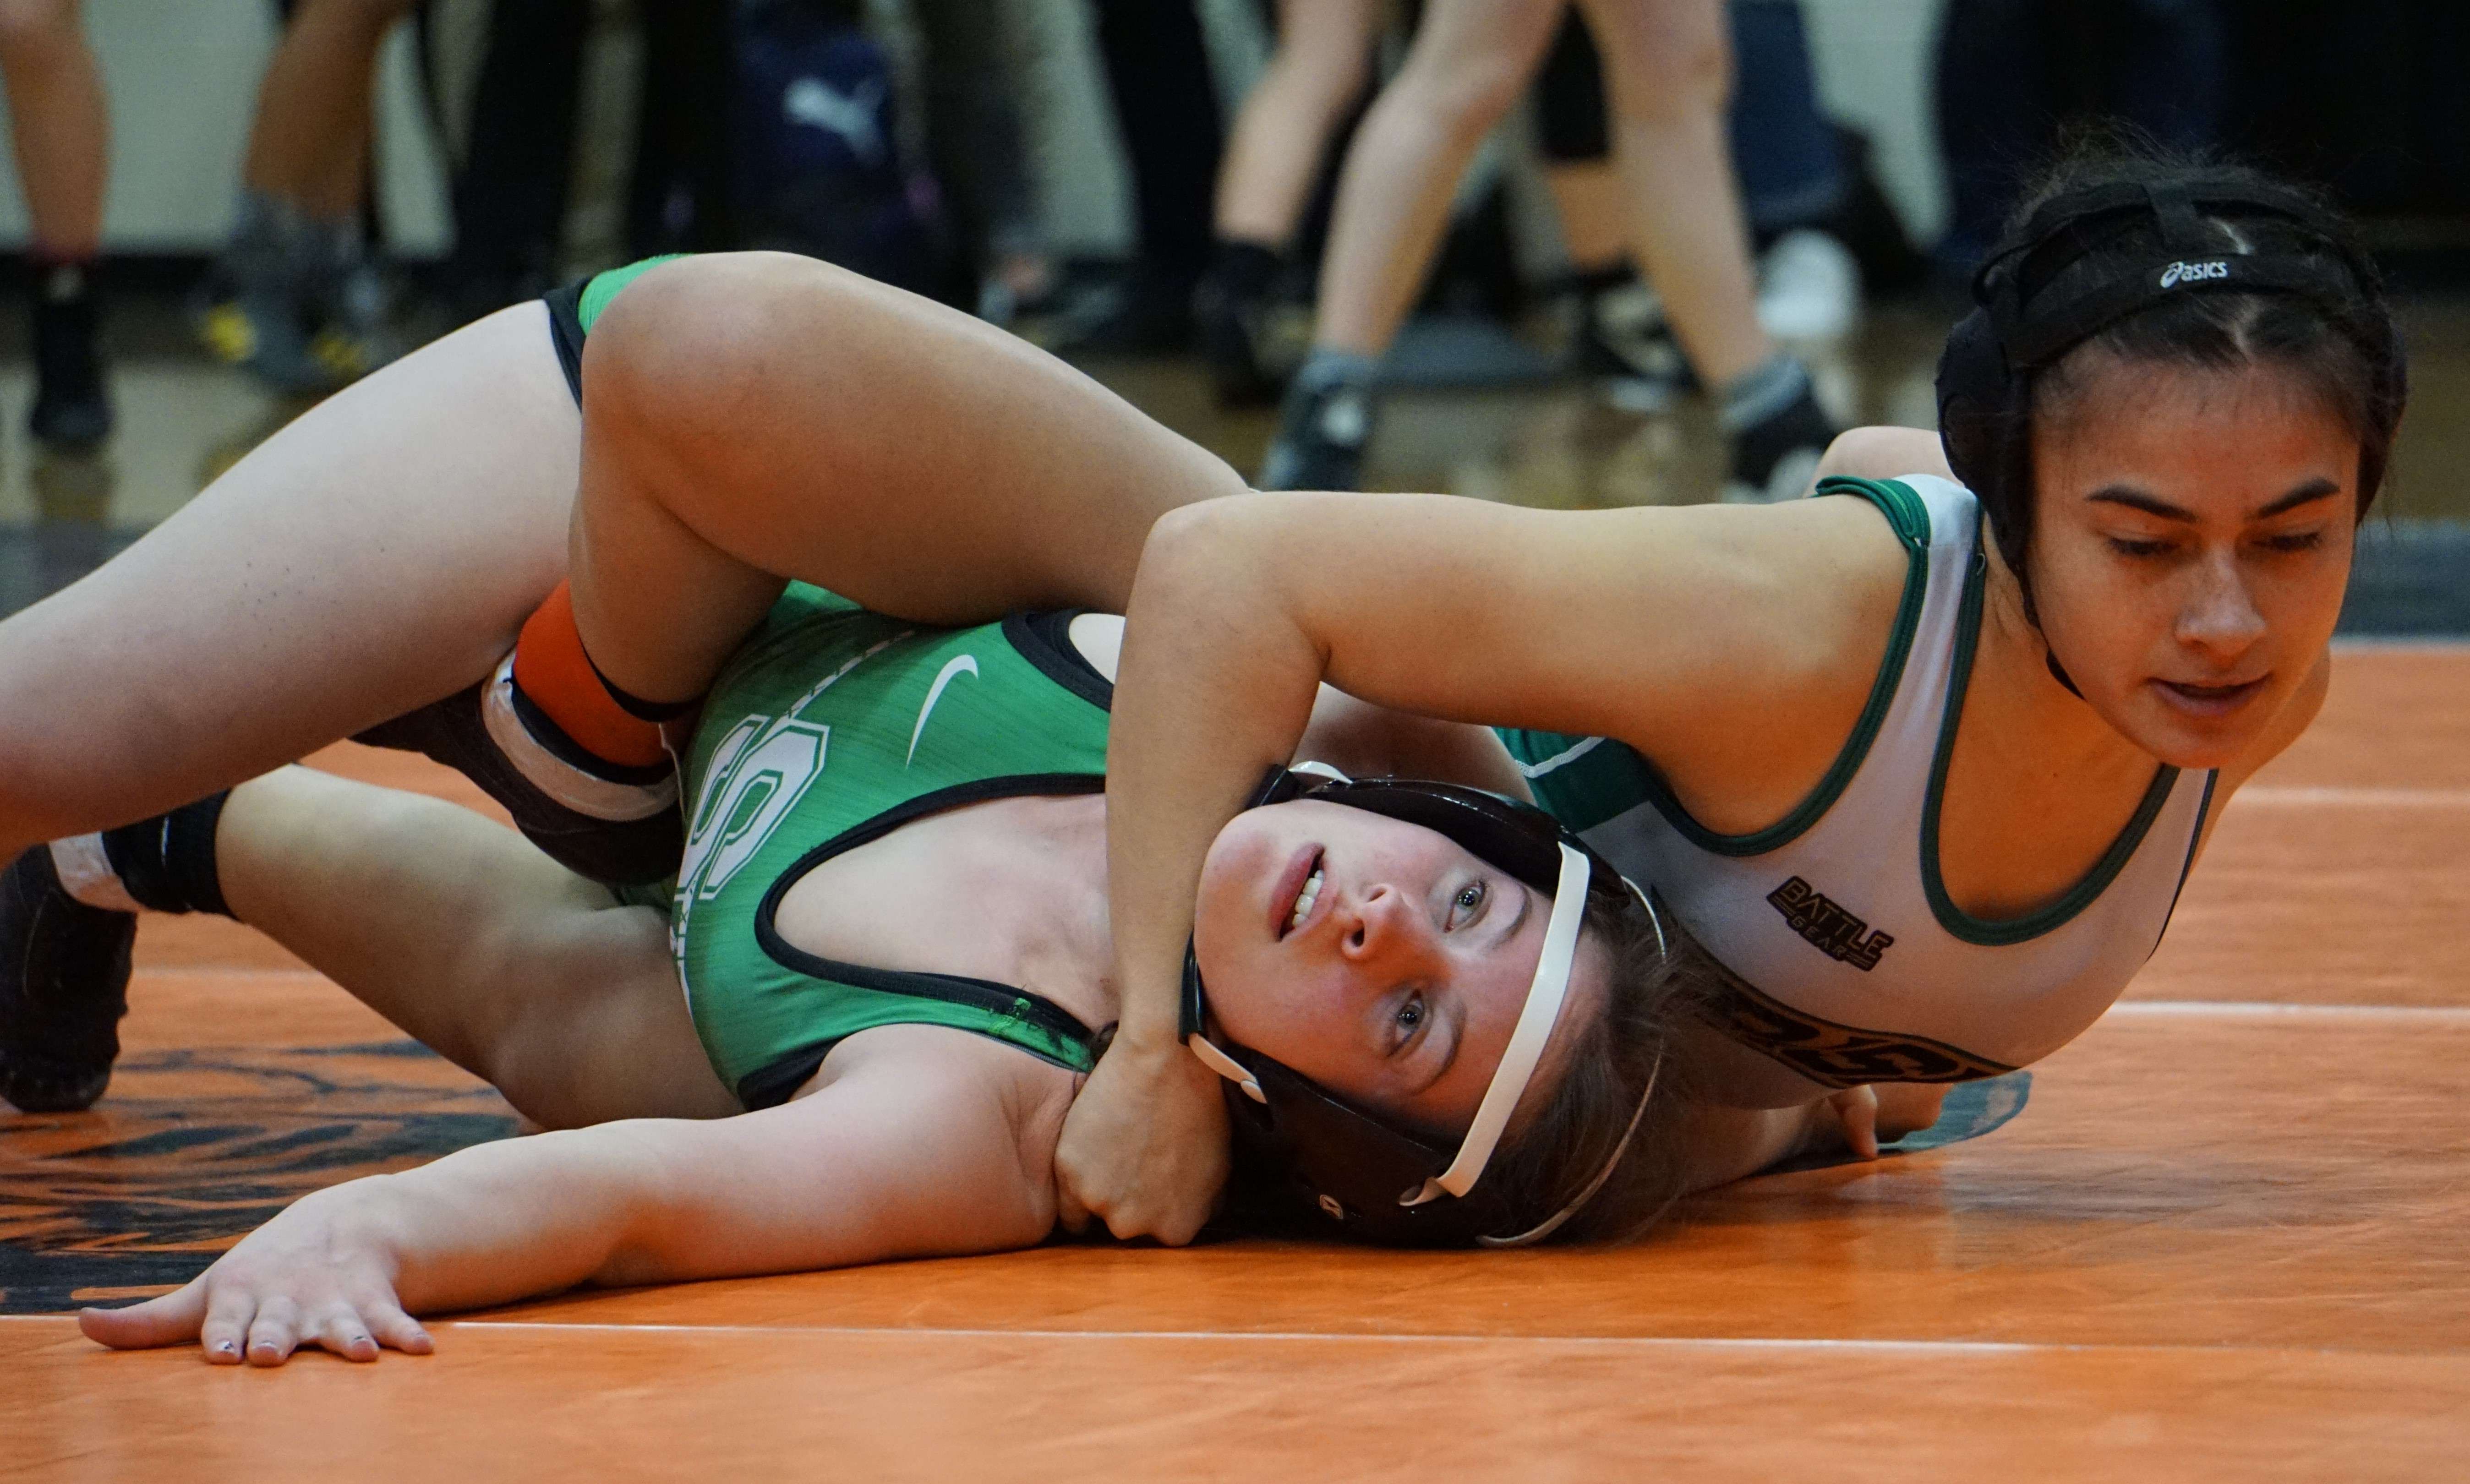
[0,846,135,1113]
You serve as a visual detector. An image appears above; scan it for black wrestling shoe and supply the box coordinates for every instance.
[1722,380,1837,505]
[1195,244,1311,409]
[1258,372,1372,491]
[29,265,114,451]
[1196,278,1282,407]
[353,663,685,886]
[0,845,136,1113]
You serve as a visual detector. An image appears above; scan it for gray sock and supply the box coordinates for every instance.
[1292,347,1378,398]
[1718,353,1811,433]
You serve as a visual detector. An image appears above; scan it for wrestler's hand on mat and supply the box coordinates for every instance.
[1818,1087,1885,1160]
[1871,1083,1949,1144]
[1815,1084,1949,1160]
[79,1184,433,1366]
[1055,1031,1229,1244]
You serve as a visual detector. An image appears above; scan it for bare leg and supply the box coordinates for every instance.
[1309,0,1565,358]
[1579,0,1770,386]
[0,0,105,257]
[215,767,736,1128]
[240,0,417,219]
[566,253,1251,705]
[0,301,578,854]
[1544,160,1630,272]
[1213,0,1384,248]
[1,255,1241,850]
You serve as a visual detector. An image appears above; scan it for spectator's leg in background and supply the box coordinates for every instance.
[1727,0,1843,240]
[1537,11,1695,406]
[628,0,733,256]
[1212,0,1384,254]
[446,0,589,322]
[0,0,111,448]
[203,0,421,393]
[1931,0,2049,278]
[910,0,1049,317]
[1579,0,1761,386]
[1726,0,1857,342]
[1198,0,1384,402]
[1262,0,1564,491]
[1580,0,1834,502]
[1082,0,1224,350]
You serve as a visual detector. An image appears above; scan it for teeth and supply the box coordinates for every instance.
[1289,865,1324,930]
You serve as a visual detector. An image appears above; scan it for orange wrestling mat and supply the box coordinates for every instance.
[6,646,2467,1480]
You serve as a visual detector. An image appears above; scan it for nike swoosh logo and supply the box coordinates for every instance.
[907,654,980,765]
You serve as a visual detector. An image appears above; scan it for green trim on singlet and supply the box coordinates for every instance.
[2144,769,2220,962]
[742,772,1107,1107]
[1502,476,1933,856]
[577,254,689,334]
[1917,528,2183,946]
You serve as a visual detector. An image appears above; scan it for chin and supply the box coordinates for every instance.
[2113,686,2280,770]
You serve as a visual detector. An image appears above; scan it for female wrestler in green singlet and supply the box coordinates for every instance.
[54,583,1925,1365]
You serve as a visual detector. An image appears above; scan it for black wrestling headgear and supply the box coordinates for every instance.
[1182,767,1664,1249]
[1935,176,2405,621]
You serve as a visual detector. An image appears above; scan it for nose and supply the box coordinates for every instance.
[2176,544,2268,662]
[1337,885,1429,965]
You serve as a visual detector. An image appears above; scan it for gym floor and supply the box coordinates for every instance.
[4,290,2468,1477]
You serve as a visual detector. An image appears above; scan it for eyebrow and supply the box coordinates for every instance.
[1493,880,1533,951]
[2086,477,2343,524]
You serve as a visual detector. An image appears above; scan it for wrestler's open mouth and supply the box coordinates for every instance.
[2153,676,2267,716]
[1273,847,1325,940]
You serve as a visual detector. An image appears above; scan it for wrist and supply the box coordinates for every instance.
[1108,1017,1185,1060]
[311,1176,413,1279]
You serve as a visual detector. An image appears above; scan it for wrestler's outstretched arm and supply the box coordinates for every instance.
[79,1025,1060,1365]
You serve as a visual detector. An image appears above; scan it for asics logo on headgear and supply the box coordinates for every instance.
[2158,260,2231,289]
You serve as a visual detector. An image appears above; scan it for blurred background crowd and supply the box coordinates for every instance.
[0,0,2464,619]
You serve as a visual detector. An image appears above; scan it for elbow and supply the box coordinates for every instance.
[1131,493,1342,680]
[1813,426,1953,485]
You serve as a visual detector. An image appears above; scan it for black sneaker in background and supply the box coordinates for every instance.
[1722,380,1838,505]
[1257,371,1372,491]
[1196,241,1310,408]
[0,845,135,1114]
[354,666,685,887]
[1565,275,1699,415]
[28,263,113,451]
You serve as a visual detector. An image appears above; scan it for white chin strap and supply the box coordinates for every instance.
[1188,1028,1266,1102]
[1401,841,1592,1207]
